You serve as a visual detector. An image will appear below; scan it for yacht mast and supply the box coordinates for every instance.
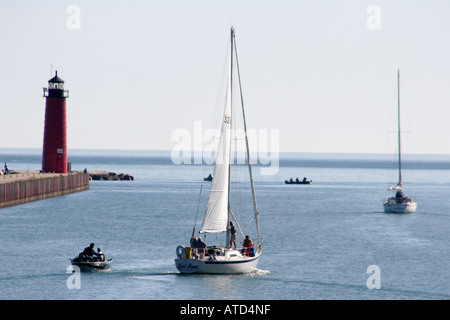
[233,27,261,252]
[397,69,402,187]
[226,26,234,247]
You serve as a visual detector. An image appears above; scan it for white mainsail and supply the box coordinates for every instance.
[200,49,233,234]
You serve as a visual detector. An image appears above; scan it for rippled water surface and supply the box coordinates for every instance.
[1,149,449,300]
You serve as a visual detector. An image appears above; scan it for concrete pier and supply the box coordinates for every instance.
[0,171,89,208]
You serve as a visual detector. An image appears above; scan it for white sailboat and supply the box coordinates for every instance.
[383,70,417,214]
[175,27,262,274]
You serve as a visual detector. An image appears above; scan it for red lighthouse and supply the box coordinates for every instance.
[42,71,69,173]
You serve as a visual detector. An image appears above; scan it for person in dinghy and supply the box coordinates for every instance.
[80,243,98,261]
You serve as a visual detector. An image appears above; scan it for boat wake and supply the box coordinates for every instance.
[129,273,179,281]
[123,267,270,278]
[247,268,271,277]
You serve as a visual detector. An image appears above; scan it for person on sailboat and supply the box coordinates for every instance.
[191,237,206,259]
[243,235,253,247]
[190,237,199,258]
[229,221,237,249]
[197,237,207,258]
[242,236,254,256]
[395,190,404,203]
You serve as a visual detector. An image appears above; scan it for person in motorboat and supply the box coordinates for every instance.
[295,177,300,182]
[80,243,98,261]
[289,178,294,182]
[96,248,105,262]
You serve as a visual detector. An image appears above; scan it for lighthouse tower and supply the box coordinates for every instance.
[42,71,69,173]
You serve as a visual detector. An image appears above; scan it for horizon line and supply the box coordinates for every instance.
[2,147,450,157]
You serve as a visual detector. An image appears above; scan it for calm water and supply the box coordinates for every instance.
[0,149,449,300]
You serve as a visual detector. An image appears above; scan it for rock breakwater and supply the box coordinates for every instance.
[88,171,134,181]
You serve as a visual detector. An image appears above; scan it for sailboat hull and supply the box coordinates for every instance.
[383,200,417,214]
[175,254,260,274]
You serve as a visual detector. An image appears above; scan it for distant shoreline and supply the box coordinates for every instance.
[1,148,449,174]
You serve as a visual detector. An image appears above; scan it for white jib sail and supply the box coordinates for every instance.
[200,49,233,234]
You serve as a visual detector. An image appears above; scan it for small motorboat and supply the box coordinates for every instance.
[70,257,113,272]
[70,248,113,272]
[204,174,213,181]
[285,177,312,185]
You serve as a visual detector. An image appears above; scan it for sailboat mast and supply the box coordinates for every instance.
[226,26,234,248]
[232,28,261,251]
[397,69,402,187]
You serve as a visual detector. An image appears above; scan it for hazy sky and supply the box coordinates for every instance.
[1,0,449,154]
